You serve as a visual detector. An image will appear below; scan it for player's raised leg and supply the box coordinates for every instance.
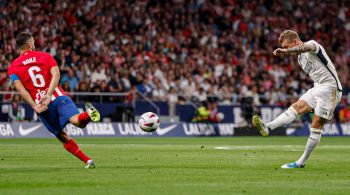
[252,100,312,136]
[69,102,101,128]
[57,131,95,169]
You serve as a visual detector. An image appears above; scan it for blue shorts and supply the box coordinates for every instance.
[39,96,80,136]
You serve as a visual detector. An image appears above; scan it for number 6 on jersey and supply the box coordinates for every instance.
[28,66,45,87]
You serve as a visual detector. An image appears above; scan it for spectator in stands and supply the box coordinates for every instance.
[76,81,91,102]
[208,101,224,123]
[2,81,14,103]
[0,70,8,88]
[120,72,132,92]
[193,87,207,102]
[167,87,178,120]
[91,65,108,86]
[8,94,24,122]
[339,104,350,123]
[192,101,210,122]
[60,68,79,91]
[0,0,349,110]
[136,78,153,96]
[90,85,102,103]
[152,80,167,101]
[108,73,123,93]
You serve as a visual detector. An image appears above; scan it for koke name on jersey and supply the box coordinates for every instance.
[22,57,36,65]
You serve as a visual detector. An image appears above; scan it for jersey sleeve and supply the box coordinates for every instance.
[46,53,58,68]
[306,40,321,54]
[8,64,20,83]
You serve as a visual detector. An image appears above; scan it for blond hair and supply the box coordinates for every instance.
[279,30,300,43]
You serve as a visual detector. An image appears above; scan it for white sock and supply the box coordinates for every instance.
[266,107,298,130]
[296,130,322,166]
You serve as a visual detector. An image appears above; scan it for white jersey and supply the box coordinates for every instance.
[297,40,342,91]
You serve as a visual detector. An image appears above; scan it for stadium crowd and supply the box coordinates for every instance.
[1,0,350,106]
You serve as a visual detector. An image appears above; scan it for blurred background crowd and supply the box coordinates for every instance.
[1,0,350,108]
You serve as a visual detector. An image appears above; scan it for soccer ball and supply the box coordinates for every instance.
[139,112,160,132]
[217,112,225,121]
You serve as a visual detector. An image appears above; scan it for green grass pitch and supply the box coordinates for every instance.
[1,137,350,195]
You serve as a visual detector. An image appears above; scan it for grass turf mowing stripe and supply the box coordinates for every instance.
[0,137,350,195]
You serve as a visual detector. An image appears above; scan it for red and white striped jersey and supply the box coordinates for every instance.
[8,51,66,104]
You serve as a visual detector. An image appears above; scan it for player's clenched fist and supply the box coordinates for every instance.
[273,48,288,56]
[39,95,51,107]
[33,104,48,113]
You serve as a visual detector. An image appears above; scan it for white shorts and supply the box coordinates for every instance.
[300,86,342,120]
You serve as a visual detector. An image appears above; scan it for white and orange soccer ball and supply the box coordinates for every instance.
[139,112,160,132]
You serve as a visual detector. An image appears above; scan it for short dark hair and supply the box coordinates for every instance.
[16,32,32,48]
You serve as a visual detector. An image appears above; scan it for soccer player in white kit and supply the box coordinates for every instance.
[252,30,343,169]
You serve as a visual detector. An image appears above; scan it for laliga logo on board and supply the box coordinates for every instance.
[65,124,84,136]
[217,124,235,136]
[340,122,350,135]
[0,124,15,137]
[118,123,150,136]
[183,123,216,136]
[65,123,116,136]
[86,123,115,135]
[320,123,339,136]
[118,123,178,136]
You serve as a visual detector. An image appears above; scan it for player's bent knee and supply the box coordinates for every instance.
[69,114,88,128]
[291,102,302,114]
[71,121,87,128]
[292,100,312,114]
[310,128,323,134]
[69,114,80,126]
[57,131,71,144]
[77,123,87,128]
[311,115,328,129]
[288,106,299,115]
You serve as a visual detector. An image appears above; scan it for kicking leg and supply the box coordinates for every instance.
[69,102,100,128]
[69,112,90,128]
[252,100,312,136]
[57,131,95,168]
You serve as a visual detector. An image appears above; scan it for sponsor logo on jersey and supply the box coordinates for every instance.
[35,89,47,104]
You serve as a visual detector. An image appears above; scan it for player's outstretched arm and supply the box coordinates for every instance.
[273,43,316,56]
[40,66,60,106]
[13,80,47,113]
[286,42,316,55]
